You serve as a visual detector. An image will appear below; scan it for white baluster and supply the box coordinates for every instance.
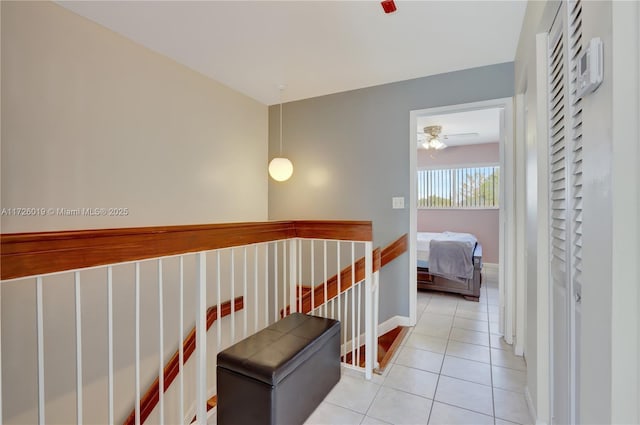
[74,272,83,424]
[135,264,141,425]
[243,247,248,339]
[230,249,235,343]
[351,243,356,367]
[107,267,114,425]
[323,240,328,317]
[344,288,349,361]
[0,274,2,425]
[195,252,207,425]
[282,242,287,316]
[157,260,164,424]
[273,242,278,322]
[364,242,373,379]
[264,244,269,327]
[357,262,362,370]
[298,239,302,313]
[216,252,221,350]
[336,242,341,324]
[178,257,184,424]
[373,266,380,371]
[36,277,45,425]
[289,239,297,314]
[254,245,259,333]
[310,241,315,314]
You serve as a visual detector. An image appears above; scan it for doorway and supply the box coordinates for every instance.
[409,98,517,347]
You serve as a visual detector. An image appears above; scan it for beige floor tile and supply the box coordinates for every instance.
[491,348,526,371]
[493,388,533,424]
[428,401,494,425]
[360,415,392,424]
[383,364,439,399]
[454,308,489,322]
[434,376,494,416]
[395,346,444,374]
[440,355,492,386]
[456,301,489,313]
[413,320,452,339]
[418,312,455,327]
[404,333,449,354]
[446,340,491,363]
[453,317,489,333]
[366,386,431,425]
[325,374,381,413]
[490,333,512,351]
[450,327,490,347]
[492,366,527,393]
[424,303,457,316]
[304,401,364,425]
[495,419,521,425]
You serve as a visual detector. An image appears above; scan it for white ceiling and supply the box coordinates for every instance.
[58,1,527,105]
[417,108,501,147]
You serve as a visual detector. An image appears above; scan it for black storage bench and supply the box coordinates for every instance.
[217,313,341,425]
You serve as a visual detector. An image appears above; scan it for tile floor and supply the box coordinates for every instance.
[305,277,533,425]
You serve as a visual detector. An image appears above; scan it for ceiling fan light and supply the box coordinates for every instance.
[433,138,446,150]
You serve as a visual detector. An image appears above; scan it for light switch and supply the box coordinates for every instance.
[392,197,405,209]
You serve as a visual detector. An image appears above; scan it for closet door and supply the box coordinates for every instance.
[548,6,571,425]
[567,0,584,422]
[547,1,584,423]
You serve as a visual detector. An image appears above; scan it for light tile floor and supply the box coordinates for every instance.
[305,278,533,425]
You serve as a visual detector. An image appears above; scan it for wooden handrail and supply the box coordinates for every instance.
[0,220,372,280]
[123,296,244,425]
[286,234,408,315]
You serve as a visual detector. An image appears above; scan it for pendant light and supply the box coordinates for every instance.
[269,86,293,182]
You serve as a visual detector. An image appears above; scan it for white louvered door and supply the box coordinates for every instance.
[548,1,584,423]
[548,9,571,424]
[567,1,584,422]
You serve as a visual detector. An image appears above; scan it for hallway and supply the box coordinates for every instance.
[304,277,532,424]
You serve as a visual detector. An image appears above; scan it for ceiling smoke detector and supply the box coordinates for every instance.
[422,125,447,150]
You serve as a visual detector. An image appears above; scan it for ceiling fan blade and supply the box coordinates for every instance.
[442,132,479,139]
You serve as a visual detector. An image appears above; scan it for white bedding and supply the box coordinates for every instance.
[417,231,477,261]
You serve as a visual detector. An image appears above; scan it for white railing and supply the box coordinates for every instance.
[0,222,377,425]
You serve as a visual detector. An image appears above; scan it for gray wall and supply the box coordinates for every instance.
[268,63,514,322]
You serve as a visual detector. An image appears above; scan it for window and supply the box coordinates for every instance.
[417,165,500,209]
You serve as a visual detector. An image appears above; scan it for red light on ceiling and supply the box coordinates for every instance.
[381,0,397,14]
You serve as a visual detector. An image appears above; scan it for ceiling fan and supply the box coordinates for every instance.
[418,125,480,150]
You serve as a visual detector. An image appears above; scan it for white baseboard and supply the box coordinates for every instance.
[483,262,499,280]
[483,262,499,271]
[525,386,547,425]
[340,315,411,356]
[378,315,411,335]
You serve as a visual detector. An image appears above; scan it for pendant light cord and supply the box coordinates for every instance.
[279,98,283,156]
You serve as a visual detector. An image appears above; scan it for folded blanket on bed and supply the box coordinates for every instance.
[428,238,476,280]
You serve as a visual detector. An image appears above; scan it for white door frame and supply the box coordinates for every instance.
[409,98,517,345]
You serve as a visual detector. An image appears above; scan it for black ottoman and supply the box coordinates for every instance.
[217,313,341,425]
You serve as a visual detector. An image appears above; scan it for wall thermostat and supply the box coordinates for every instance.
[577,37,603,98]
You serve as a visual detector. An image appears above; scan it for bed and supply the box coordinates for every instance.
[417,231,483,301]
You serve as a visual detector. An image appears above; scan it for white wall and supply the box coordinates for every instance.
[514,1,555,419]
[1,2,269,423]
[514,0,640,423]
[1,1,268,233]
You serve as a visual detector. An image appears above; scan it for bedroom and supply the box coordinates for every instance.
[414,107,501,303]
